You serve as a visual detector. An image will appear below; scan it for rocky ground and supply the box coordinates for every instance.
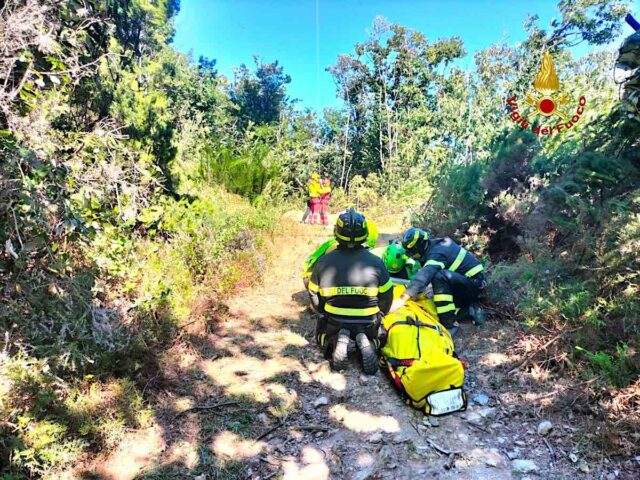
[71,216,639,480]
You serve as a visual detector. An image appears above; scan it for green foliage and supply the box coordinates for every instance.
[1,0,639,475]
[326,16,467,189]
[0,1,279,477]
[198,127,281,202]
[0,354,151,479]
[575,343,637,387]
[418,161,488,236]
[230,56,292,130]
[412,1,639,400]
[131,187,272,325]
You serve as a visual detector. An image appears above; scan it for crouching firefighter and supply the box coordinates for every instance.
[391,228,487,331]
[301,220,380,290]
[308,209,393,374]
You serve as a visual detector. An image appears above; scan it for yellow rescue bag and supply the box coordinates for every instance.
[380,297,467,416]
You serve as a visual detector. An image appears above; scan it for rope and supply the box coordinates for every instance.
[315,0,320,111]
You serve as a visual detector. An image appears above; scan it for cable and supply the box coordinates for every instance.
[316,0,320,111]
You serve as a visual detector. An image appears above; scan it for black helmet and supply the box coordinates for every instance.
[401,227,430,259]
[335,208,368,247]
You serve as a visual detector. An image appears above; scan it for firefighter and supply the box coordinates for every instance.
[301,220,380,290]
[308,209,393,374]
[391,227,487,329]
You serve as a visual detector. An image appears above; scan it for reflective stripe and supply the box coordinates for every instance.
[433,294,454,303]
[465,264,484,278]
[325,305,380,316]
[335,231,367,242]
[302,270,311,278]
[425,259,445,269]
[337,218,344,227]
[319,333,326,346]
[379,279,393,293]
[406,230,420,248]
[449,248,467,272]
[319,286,379,297]
[308,281,320,293]
[436,304,456,314]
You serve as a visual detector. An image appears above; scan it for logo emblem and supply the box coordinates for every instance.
[525,52,570,119]
[506,51,586,135]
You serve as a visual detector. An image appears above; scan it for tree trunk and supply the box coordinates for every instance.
[340,93,351,189]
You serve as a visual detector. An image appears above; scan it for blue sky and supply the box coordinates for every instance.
[174,0,639,112]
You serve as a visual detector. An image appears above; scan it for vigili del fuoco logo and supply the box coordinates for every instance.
[506,51,586,135]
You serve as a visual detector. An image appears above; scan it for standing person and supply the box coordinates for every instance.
[302,173,321,224]
[391,227,487,329]
[300,188,311,223]
[319,178,332,226]
[308,209,393,373]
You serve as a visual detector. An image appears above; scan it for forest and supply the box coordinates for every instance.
[0,0,638,478]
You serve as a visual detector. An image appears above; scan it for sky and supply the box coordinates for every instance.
[173,0,640,112]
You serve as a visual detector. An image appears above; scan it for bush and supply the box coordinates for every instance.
[0,354,152,479]
[131,187,272,329]
[417,161,488,236]
[0,177,273,477]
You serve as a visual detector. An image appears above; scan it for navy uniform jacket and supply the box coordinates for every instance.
[309,246,393,323]
[405,237,484,297]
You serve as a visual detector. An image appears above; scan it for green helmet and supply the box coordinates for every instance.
[383,243,406,273]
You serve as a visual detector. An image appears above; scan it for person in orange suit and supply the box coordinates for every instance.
[319,178,332,226]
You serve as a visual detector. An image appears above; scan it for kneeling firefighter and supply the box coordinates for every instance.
[308,209,393,373]
[301,220,379,290]
[391,228,487,330]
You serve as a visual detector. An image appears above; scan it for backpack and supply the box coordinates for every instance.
[380,298,467,416]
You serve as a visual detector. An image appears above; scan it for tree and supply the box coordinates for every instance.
[230,56,291,130]
[326,17,466,189]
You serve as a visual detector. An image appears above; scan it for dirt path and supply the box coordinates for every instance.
[73,215,631,480]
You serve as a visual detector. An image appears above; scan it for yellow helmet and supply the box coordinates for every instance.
[311,172,319,180]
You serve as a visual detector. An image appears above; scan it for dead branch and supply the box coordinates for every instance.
[444,452,459,470]
[254,420,286,443]
[425,437,457,456]
[543,437,555,460]
[508,328,578,374]
[6,61,32,102]
[411,421,461,458]
[465,421,489,433]
[294,424,330,432]
[409,421,421,435]
[173,400,238,419]
[9,206,23,248]
[259,455,282,467]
